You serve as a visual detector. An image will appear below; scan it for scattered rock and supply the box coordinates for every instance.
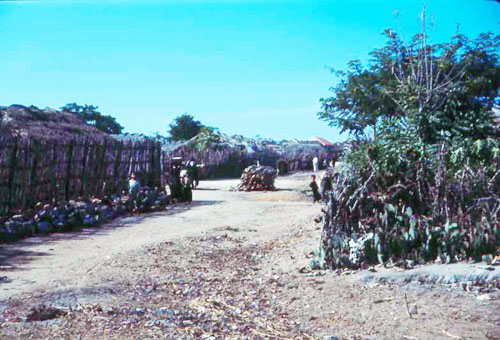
[323,336,340,340]
[132,307,145,315]
[477,294,491,301]
[0,188,169,242]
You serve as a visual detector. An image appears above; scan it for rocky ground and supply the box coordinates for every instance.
[0,172,499,339]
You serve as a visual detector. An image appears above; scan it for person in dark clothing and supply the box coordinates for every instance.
[309,175,321,203]
[181,173,193,204]
[320,172,333,201]
[189,159,199,189]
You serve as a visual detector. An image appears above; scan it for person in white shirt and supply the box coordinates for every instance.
[312,156,319,172]
[128,172,140,196]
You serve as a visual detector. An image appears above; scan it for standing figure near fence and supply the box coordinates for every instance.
[309,175,321,203]
[169,157,184,202]
[320,172,333,201]
[128,173,141,213]
[128,173,140,197]
[188,159,199,189]
[181,171,193,204]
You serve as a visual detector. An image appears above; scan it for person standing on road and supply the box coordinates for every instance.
[128,172,141,213]
[312,156,319,172]
[189,159,199,189]
[309,175,321,203]
[320,172,333,201]
[181,172,193,204]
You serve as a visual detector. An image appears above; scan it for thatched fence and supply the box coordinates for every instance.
[0,134,337,216]
[0,136,164,215]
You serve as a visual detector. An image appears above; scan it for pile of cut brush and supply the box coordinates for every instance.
[231,165,277,191]
[317,159,500,270]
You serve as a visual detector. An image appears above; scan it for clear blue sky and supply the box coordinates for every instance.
[0,0,498,141]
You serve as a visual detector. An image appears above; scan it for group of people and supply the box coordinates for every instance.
[309,155,336,203]
[312,156,335,172]
[309,171,334,204]
[128,158,201,205]
[179,159,200,204]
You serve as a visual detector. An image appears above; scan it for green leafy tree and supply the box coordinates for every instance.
[319,60,400,140]
[60,103,123,134]
[318,13,500,268]
[194,126,222,151]
[168,114,202,141]
[320,30,500,144]
[319,23,500,174]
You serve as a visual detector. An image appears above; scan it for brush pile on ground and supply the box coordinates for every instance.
[231,165,277,191]
[0,188,169,242]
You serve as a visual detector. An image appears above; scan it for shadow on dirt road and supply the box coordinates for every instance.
[0,200,221,272]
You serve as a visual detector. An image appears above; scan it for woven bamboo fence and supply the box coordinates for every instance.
[0,134,334,216]
[0,136,163,215]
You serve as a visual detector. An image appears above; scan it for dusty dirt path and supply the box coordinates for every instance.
[0,174,315,301]
[1,172,499,340]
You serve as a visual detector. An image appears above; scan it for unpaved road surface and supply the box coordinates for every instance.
[1,173,499,339]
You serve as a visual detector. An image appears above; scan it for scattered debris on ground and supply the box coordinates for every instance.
[0,236,317,339]
[1,175,498,340]
[26,305,66,322]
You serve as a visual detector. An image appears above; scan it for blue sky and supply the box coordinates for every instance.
[0,0,498,141]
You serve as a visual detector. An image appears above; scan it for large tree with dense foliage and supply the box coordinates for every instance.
[61,103,123,134]
[168,114,203,141]
[319,29,500,144]
[319,25,500,178]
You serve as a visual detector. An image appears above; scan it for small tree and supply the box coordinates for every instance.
[168,114,202,141]
[195,126,222,151]
[60,103,123,134]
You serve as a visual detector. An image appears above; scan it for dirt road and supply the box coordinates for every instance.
[0,174,314,300]
[1,173,499,339]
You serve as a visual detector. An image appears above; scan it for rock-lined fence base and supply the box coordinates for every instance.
[0,187,169,242]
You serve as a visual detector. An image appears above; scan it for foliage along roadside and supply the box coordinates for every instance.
[319,158,500,269]
[317,20,500,269]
